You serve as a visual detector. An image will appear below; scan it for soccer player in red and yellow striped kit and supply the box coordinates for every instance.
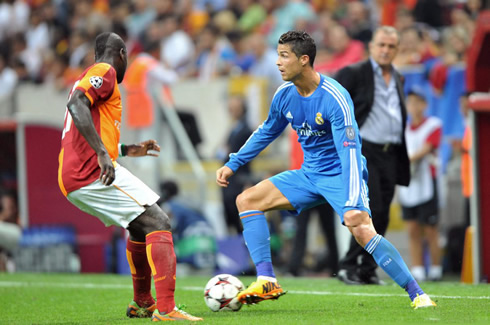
[58,32,202,322]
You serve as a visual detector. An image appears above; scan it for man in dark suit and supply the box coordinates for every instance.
[334,26,410,285]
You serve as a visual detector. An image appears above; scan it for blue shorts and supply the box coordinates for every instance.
[269,169,371,223]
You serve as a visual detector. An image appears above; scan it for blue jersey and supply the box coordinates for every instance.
[226,74,365,210]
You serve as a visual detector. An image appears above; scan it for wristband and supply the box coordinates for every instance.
[118,143,127,157]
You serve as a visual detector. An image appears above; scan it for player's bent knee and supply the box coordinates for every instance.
[236,190,256,212]
[344,210,376,245]
[148,207,171,231]
[343,210,367,228]
[128,204,171,238]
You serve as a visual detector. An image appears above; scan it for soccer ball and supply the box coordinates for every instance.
[204,274,244,312]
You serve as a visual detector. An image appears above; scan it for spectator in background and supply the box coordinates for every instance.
[0,54,18,116]
[194,0,228,13]
[158,180,217,270]
[0,188,21,272]
[216,94,253,235]
[413,0,444,29]
[43,53,70,91]
[344,0,372,47]
[398,88,443,282]
[111,21,142,62]
[159,14,195,76]
[223,29,255,75]
[394,7,415,32]
[0,0,30,42]
[153,0,174,18]
[266,0,316,47]
[10,33,42,82]
[176,0,210,37]
[465,0,483,20]
[316,24,365,76]
[237,0,268,33]
[111,2,131,28]
[450,4,476,40]
[310,9,338,51]
[68,29,90,70]
[123,39,178,188]
[25,8,50,61]
[193,23,232,81]
[335,26,410,285]
[430,26,469,96]
[248,32,284,96]
[70,0,110,37]
[139,19,161,54]
[394,27,435,67]
[41,0,70,47]
[124,40,178,137]
[10,56,27,83]
[125,0,157,40]
[212,9,237,35]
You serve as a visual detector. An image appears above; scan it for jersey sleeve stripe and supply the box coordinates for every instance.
[361,179,370,209]
[352,148,359,205]
[346,148,360,206]
[322,80,352,126]
[327,82,352,125]
[321,85,349,126]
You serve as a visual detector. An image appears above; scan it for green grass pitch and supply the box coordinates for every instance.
[1,273,489,324]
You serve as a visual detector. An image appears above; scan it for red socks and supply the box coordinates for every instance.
[126,239,154,307]
[146,231,176,314]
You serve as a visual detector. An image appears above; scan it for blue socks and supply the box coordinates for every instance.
[365,234,424,301]
[240,210,275,278]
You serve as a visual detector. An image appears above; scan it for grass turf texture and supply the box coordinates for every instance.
[1,273,489,324]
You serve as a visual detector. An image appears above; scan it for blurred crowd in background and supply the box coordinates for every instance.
[0,0,482,92]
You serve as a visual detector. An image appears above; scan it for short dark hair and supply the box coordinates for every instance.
[94,32,125,60]
[278,31,316,66]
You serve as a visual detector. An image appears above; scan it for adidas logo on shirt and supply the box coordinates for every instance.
[286,111,293,119]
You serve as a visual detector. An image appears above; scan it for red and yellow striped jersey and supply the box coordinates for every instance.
[58,63,122,196]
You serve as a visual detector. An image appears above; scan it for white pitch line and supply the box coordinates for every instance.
[0,282,489,300]
[0,281,132,289]
[181,287,490,300]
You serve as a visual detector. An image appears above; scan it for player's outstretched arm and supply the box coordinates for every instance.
[216,166,234,188]
[67,90,114,186]
[126,139,161,157]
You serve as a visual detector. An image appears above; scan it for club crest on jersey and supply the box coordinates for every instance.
[90,76,103,89]
[315,113,324,125]
[346,126,355,140]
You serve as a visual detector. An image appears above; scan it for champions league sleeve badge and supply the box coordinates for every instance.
[346,126,355,140]
[89,76,103,89]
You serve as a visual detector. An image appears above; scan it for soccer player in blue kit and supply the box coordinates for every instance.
[216,31,436,309]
